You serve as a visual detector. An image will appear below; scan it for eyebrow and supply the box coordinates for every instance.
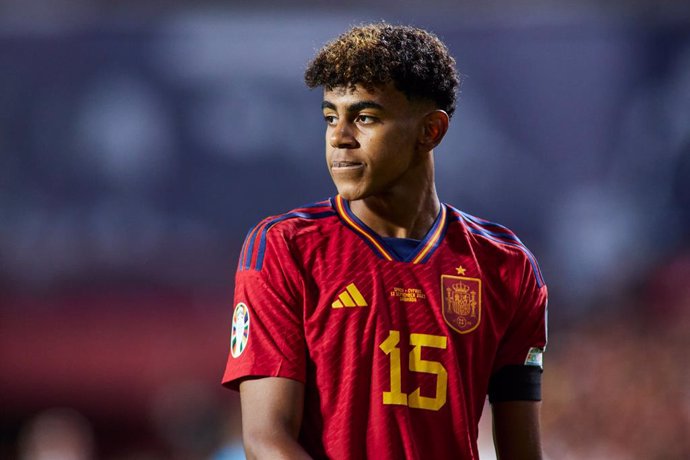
[321,100,385,114]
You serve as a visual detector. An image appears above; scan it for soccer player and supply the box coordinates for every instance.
[223,23,548,460]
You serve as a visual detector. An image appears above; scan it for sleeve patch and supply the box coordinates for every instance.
[524,347,544,368]
[230,302,250,358]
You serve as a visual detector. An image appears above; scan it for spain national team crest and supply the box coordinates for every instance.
[441,275,481,334]
[230,302,250,358]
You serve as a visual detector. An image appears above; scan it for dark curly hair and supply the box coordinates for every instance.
[304,23,460,117]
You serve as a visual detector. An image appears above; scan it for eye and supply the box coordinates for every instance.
[323,115,337,126]
[356,115,377,125]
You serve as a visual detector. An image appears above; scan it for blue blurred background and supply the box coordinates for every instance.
[1,2,689,459]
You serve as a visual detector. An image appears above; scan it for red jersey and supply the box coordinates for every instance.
[223,195,547,460]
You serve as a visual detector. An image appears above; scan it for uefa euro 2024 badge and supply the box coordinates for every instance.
[231,302,250,358]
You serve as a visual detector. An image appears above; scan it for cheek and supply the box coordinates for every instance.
[380,129,417,162]
[384,122,418,148]
[368,146,412,180]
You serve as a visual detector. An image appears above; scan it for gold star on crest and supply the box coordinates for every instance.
[455,266,467,275]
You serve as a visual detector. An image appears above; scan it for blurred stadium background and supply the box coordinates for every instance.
[1,1,689,459]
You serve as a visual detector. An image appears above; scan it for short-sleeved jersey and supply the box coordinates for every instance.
[223,195,547,460]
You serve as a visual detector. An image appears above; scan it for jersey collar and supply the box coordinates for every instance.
[332,194,448,264]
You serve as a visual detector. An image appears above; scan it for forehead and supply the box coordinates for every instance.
[323,83,411,110]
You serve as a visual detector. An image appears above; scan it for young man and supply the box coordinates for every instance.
[223,23,547,460]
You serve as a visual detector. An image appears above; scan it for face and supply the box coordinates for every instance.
[322,83,428,201]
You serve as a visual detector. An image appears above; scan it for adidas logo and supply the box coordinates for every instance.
[331,283,368,308]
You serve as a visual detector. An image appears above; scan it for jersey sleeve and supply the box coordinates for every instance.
[222,223,306,391]
[492,253,548,374]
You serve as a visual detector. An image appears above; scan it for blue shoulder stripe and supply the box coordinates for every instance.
[239,205,335,272]
[253,210,335,271]
[449,207,545,288]
[459,212,522,243]
[237,224,259,271]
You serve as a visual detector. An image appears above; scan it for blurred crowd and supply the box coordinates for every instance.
[543,247,690,459]
[9,390,245,460]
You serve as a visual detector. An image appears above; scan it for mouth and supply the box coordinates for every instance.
[331,160,364,170]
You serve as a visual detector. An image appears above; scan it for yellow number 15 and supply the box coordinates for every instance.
[379,330,448,411]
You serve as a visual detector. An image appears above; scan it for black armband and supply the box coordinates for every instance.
[488,365,542,403]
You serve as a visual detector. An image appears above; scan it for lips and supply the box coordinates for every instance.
[332,160,363,169]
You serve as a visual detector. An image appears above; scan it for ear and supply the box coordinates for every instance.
[417,110,449,151]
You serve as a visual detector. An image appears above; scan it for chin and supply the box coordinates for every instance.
[334,184,365,202]
[336,190,357,201]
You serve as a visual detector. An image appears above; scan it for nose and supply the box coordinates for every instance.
[329,121,358,149]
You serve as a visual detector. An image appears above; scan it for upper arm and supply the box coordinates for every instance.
[490,252,547,459]
[239,377,311,460]
[222,224,307,390]
[492,400,543,460]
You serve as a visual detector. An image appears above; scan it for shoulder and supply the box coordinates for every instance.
[237,199,337,272]
[446,205,545,288]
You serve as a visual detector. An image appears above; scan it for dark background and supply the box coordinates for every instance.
[1,2,689,459]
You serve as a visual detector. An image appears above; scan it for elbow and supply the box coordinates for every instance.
[241,429,264,460]
[241,427,304,460]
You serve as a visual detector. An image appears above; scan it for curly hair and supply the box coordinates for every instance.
[304,23,460,117]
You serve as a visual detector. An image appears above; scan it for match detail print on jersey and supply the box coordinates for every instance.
[231,302,250,358]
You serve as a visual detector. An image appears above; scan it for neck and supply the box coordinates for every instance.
[349,156,440,239]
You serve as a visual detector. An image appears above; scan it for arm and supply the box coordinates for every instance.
[492,400,543,460]
[239,377,312,460]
